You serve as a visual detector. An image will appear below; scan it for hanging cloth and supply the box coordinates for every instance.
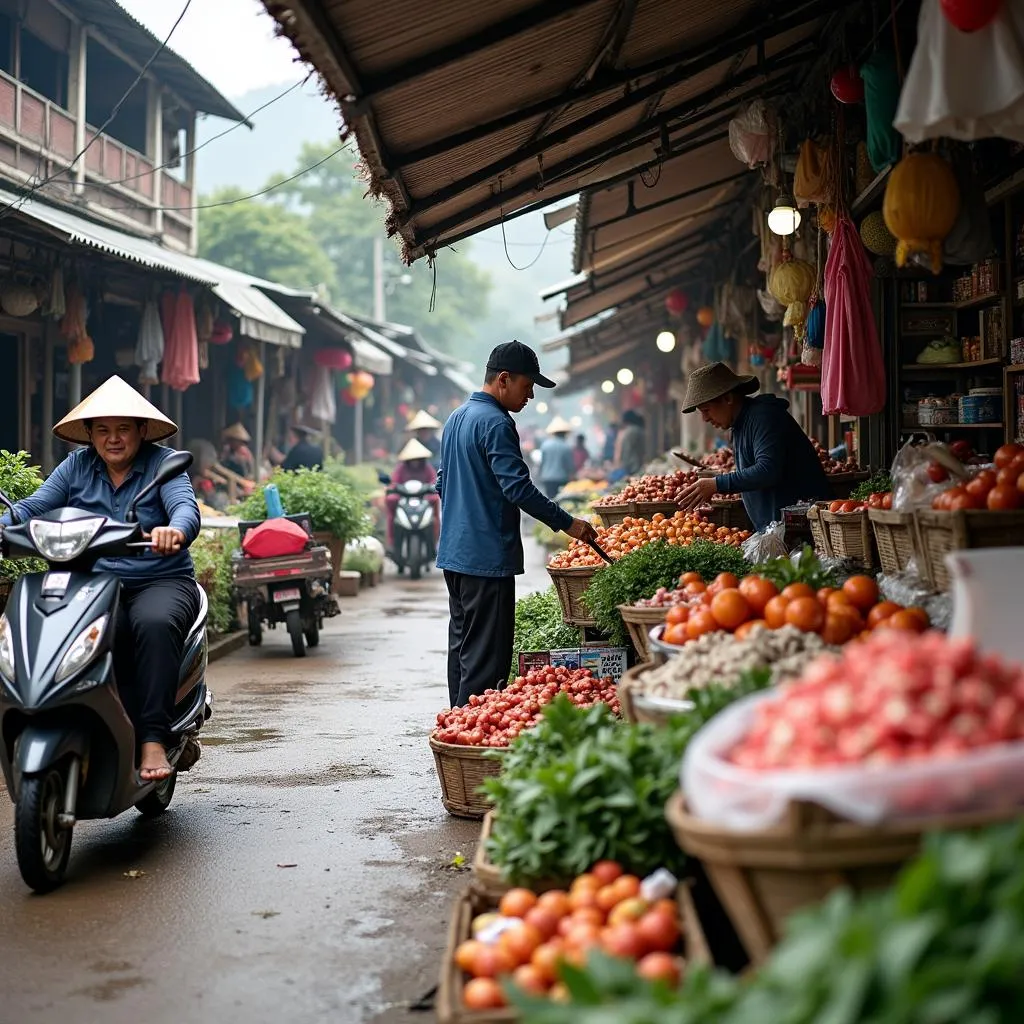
[135,298,165,386]
[895,0,1024,144]
[309,365,336,424]
[861,50,904,171]
[793,138,832,206]
[60,282,94,364]
[160,287,200,392]
[42,264,66,320]
[822,214,886,416]
[228,364,254,409]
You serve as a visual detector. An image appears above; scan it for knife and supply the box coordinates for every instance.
[588,538,615,564]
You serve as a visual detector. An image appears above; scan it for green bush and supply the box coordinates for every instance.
[510,587,580,680]
[231,467,369,544]
[190,529,239,635]
[0,451,47,583]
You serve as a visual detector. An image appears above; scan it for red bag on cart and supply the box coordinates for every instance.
[242,518,309,558]
[822,213,886,416]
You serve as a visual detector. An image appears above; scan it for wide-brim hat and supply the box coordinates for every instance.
[53,374,177,444]
[545,415,573,435]
[222,422,251,443]
[406,410,442,431]
[681,362,760,414]
[397,438,433,462]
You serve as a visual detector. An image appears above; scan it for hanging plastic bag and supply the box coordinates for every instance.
[741,520,787,564]
[728,100,775,168]
[860,49,903,171]
[228,365,254,409]
[822,214,885,415]
[135,298,164,386]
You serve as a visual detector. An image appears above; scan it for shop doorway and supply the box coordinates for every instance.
[0,332,19,450]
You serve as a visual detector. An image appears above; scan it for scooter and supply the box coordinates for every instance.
[0,450,211,893]
[381,475,437,580]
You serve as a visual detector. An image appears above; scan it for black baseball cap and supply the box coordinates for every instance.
[486,340,557,389]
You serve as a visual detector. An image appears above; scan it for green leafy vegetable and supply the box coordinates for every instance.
[0,451,47,582]
[190,530,239,635]
[850,471,892,501]
[755,545,839,591]
[582,541,751,647]
[510,588,580,680]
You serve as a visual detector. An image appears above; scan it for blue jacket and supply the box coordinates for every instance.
[539,436,576,484]
[715,395,831,531]
[1,443,201,583]
[437,392,572,577]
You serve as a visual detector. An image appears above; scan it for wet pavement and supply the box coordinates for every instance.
[0,541,552,1023]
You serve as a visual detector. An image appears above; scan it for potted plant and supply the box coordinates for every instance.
[0,451,47,610]
[343,537,385,587]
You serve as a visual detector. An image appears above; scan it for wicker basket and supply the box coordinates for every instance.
[632,500,683,521]
[820,508,879,570]
[915,509,1024,591]
[805,503,833,559]
[665,790,1017,965]
[471,812,564,900]
[437,888,518,1024]
[868,509,920,577]
[618,663,694,726]
[826,471,871,500]
[546,564,599,626]
[429,736,504,819]
[617,604,667,661]
[593,502,631,528]
[702,500,752,531]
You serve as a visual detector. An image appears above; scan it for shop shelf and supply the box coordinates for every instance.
[901,359,1002,371]
[901,422,1004,431]
[953,292,1003,310]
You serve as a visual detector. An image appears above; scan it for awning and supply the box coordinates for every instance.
[349,335,394,375]
[261,0,842,262]
[0,187,305,348]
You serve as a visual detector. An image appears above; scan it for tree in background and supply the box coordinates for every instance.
[199,144,493,363]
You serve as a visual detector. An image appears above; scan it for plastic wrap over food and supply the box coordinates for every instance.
[878,572,952,629]
[890,440,990,512]
[742,521,787,563]
[681,689,1024,830]
[728,100,775,168]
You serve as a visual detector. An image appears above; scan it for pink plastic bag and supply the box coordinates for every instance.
[821,214,885,415]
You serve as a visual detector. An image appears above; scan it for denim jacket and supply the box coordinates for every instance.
[437,392,572,577]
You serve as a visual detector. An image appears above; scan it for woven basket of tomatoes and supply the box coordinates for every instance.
[804,502,833,559]
[593,502,630,528]
[546,565,599,626]
[820,503,879,571]
[430,737,505,820]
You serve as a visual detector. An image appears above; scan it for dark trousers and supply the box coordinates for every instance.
[444,571,516,708]
[113,576,201,746]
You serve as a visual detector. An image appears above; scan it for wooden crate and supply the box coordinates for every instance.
[820,508,879,570]
[665,791,1016,966]
[593,502,630,528]
[868,508,920,577]
[914,509,1024,591]
[471,812,564,901]
[546,564,599,626]
[633,500,683,521]
[805,503,833,560]
[429,736,504,819]
[617,604,667,662]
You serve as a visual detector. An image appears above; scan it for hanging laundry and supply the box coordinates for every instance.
[822,215,886,416]
[196,295,214,344]
[160,287,200,392]
[42,264,66,320]
[228,364,254,409]
[135,298,164,386]
[237,342,264,382]
[309,365,336,424]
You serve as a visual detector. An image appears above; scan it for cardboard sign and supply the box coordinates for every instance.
[517,648,628,682]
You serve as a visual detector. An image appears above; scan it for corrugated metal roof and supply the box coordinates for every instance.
[0,186,304,346]
[260,0,837,261]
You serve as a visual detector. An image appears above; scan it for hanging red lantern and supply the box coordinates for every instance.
[830,64,864,104]
[664,288,689,316]
[940,0,1002,32]
[313,347,353,371]
[696,306,715,328]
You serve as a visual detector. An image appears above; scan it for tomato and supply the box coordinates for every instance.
[679,571,702,585]
[994,443,1024,469]
[996,465,1020,488]
[710,589,751,630]
[685,608,719,640]
[987,484,1022,510]
[523,906,560,940]
[821,613,854,646]
[734,618,768,640]
[882,492,893,510]
[591,860,624,886]
[764,594,791,629]
[511,964,549,995]
[867,601,902,629]
[664,622,689,647]
[537,891,571,918]
[567,887,600,913]
[966,471,997,499]
[828,500,844,513]
[499,888,537,917]
[713,572,740,590]
[817,587,836,603]
[531,941,565,984]
[665,605,689,627]
[683,580,707,597]
[951,491,985,510]
[637,952,683,987]
[927,461,949,483]
[881,609,928,633]
[610,875,642,902]
[902,606,930,628]
[607,897,649,926]
[499,922,544,966]
[842,575,879,612]
[785,596,826,633]
[602,923,645,960]
[840,500,861,513]
[738,575,778,614]
[463,977,506,1009]
[471,945,516,978]
[455,939,484,973]
[781,582,815,601]
[636,910,681,954]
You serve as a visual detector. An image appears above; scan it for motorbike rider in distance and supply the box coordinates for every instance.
[0,376,201,782]
[385,438,440,553]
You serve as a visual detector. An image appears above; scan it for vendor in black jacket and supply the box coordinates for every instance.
[677,362,830,531]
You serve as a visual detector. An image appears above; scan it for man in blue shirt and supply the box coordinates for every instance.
[538,416,577,498]
[437,342,596,708]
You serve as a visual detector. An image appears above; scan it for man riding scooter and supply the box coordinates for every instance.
[0,376,201,783]
[385,438,440,574]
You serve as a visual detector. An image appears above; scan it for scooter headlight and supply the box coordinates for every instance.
[0,614,14,680]
[420,505,434,527]
[29,516,105,562]
[55,614,108,683]
[394,507,412,530]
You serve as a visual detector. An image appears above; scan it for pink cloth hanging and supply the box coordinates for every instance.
[821,214,885,416]
[160,287,200,392]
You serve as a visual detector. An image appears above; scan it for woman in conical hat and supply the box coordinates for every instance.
[386,437,440,554]
[2,375,201,781]
[220,421,254,480]
[406,409,442,468]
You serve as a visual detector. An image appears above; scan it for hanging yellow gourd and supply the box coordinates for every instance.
[818,205,837,234]
[860,211,897,256]
[883,152,960,274]
[769,257,816,339]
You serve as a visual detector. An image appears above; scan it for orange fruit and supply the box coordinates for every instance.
[713,572,740,590]
[820,613,853,646]
[710,589,751,630]
[733,618,768,640]
[781,582,815,601]
[531,941,565,984]
[785,596,826,633]
[683,580,707,597]
[455,939,483,973]
[665,605,689,626]
[738,575,778,614]
[664,622,689,646]
[685,608,719,640]
[764,594,791,629]
[842,575,879,612]
[511,963,550,995]
[463,977,507,1009]
[537,891,570,918]
[866,601,902,629]
[500,888,538,918]
[679,571,702,585]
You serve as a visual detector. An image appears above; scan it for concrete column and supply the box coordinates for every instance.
[42,323,55,472]
[69,24,87,192]
[146,80,164,236]
[254,343,266,480]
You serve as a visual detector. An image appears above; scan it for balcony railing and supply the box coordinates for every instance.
[0,69,193,243]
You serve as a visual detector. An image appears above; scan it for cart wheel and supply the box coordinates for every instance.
[305,621,320,648]
[286,609,305,657]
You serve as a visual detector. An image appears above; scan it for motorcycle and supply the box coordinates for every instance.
[0,450,211,893]
[381,474,437,580]
[232,512,338,657]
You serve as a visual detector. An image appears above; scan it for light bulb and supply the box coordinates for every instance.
[535,401,548,414]
[656,330,676,353]
[616,367,634,386]
[601,380,615,394]
[767,194,801,236]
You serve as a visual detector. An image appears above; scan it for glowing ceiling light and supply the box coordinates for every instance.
[601,380,615,394]
[656,330,676,353]
[535,401,549,414]
[767,193,801,236]
[616,367,634,386]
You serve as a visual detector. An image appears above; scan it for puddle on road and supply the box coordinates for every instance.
[201,726,283,748]
[198,761,394,788]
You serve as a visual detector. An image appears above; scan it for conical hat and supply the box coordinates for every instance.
[406,409,442,431]
[546,415,573,434]
[397,438,433,462]
[222,422,251,443]
[53,375,177,444]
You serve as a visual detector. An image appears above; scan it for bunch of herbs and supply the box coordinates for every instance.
[754,545,839,592]
[0,450,47,582]
[510,588,580,680]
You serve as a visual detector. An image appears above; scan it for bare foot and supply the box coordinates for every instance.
[140,741,173,782]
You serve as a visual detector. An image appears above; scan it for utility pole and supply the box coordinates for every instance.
[356,234,387,465]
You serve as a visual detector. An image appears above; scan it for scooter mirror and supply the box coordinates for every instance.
[125,451,194,522]
[377,471,392,485]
